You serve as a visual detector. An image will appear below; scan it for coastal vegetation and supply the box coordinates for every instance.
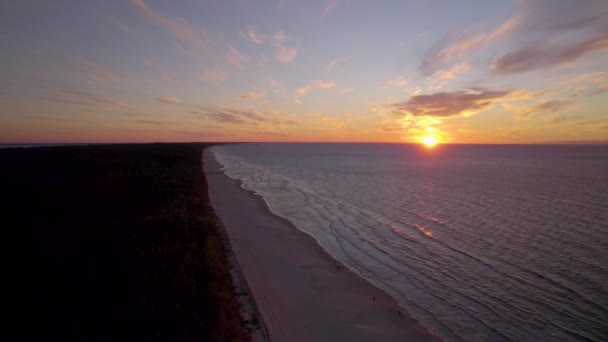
[5,143,248,340]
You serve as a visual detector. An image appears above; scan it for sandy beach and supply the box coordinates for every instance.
[204,149,438,342]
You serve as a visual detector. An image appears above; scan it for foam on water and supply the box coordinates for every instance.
[211,143,608,341]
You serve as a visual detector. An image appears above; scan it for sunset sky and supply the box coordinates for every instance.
[1,0,607,143]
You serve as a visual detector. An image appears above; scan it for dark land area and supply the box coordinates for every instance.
[4,143,248,341]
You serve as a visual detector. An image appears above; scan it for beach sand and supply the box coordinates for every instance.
[204,149,439,342]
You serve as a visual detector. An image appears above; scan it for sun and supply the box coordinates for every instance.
[421,135,438,148]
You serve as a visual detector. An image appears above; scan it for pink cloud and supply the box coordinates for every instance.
[130,0,212,53]
[422,0,608,75]
[274,45,297,63]
[226,45,250,68]
[77,62,124,84]
[324,57,350,71]
[240,88,268,100]
[200,67,227,84]
[41,90,129,108]
[271,31,297,63]
[322,0,341,17]
[492,34,608,74]
[144,58,184,86]
[242,27,266,44]
[421,16,521,75]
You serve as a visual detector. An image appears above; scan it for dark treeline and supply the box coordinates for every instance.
[4,143,248,341]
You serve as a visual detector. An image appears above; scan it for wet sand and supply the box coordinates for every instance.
[204,149,439,342]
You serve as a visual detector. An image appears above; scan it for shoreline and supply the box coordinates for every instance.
[204,149,439,341]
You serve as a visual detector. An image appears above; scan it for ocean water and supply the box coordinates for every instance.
[211,143,608,341]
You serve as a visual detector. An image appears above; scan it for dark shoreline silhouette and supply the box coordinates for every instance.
[5,143,248,340]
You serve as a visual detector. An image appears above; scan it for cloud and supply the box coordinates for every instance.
[274,45,297,63]
[144,58,183,86]
[272,31,286,44]
[312,80,336,89]
[324,56,350,71]
[492,34,608,74]
[515,99,572,119]
[112,19,140,36]
[130,0,213,53]
[190,109,245,124]
[433,63,471,80]
[551,71,608,97]
[78,62,124,84]
[322,0,340,17]
[41,90,129,108]
[343,88,353,93]
[155,96,182,104]
[200,67,227,84]
[393,88,515,118]
[423,63,471,92]
[295,80,336,104]
[324,59,340,71]
[588,86,608,97]
[240,88,268,100]
[134,119,164,125]
[190,106,297,126]
[242,26,266,44]
[381,76,408,89]
[421,0,608,75]
[271,31,297,63]
[226,45,250,68]
[269,79,285,94]
[421,15,521,75]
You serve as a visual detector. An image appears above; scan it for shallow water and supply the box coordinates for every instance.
[211,143,608,341]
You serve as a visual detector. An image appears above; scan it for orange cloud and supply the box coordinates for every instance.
[433,63,471,80]
[381,76,407,89]
[155,96,182,104]
[295,80,336,104]
[515,99,572,120]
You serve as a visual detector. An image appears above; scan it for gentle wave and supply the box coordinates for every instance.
[211,143,608,342]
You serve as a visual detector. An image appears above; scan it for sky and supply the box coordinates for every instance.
[1,0,607,144]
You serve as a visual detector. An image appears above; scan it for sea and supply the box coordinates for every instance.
[211,143,608,342]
